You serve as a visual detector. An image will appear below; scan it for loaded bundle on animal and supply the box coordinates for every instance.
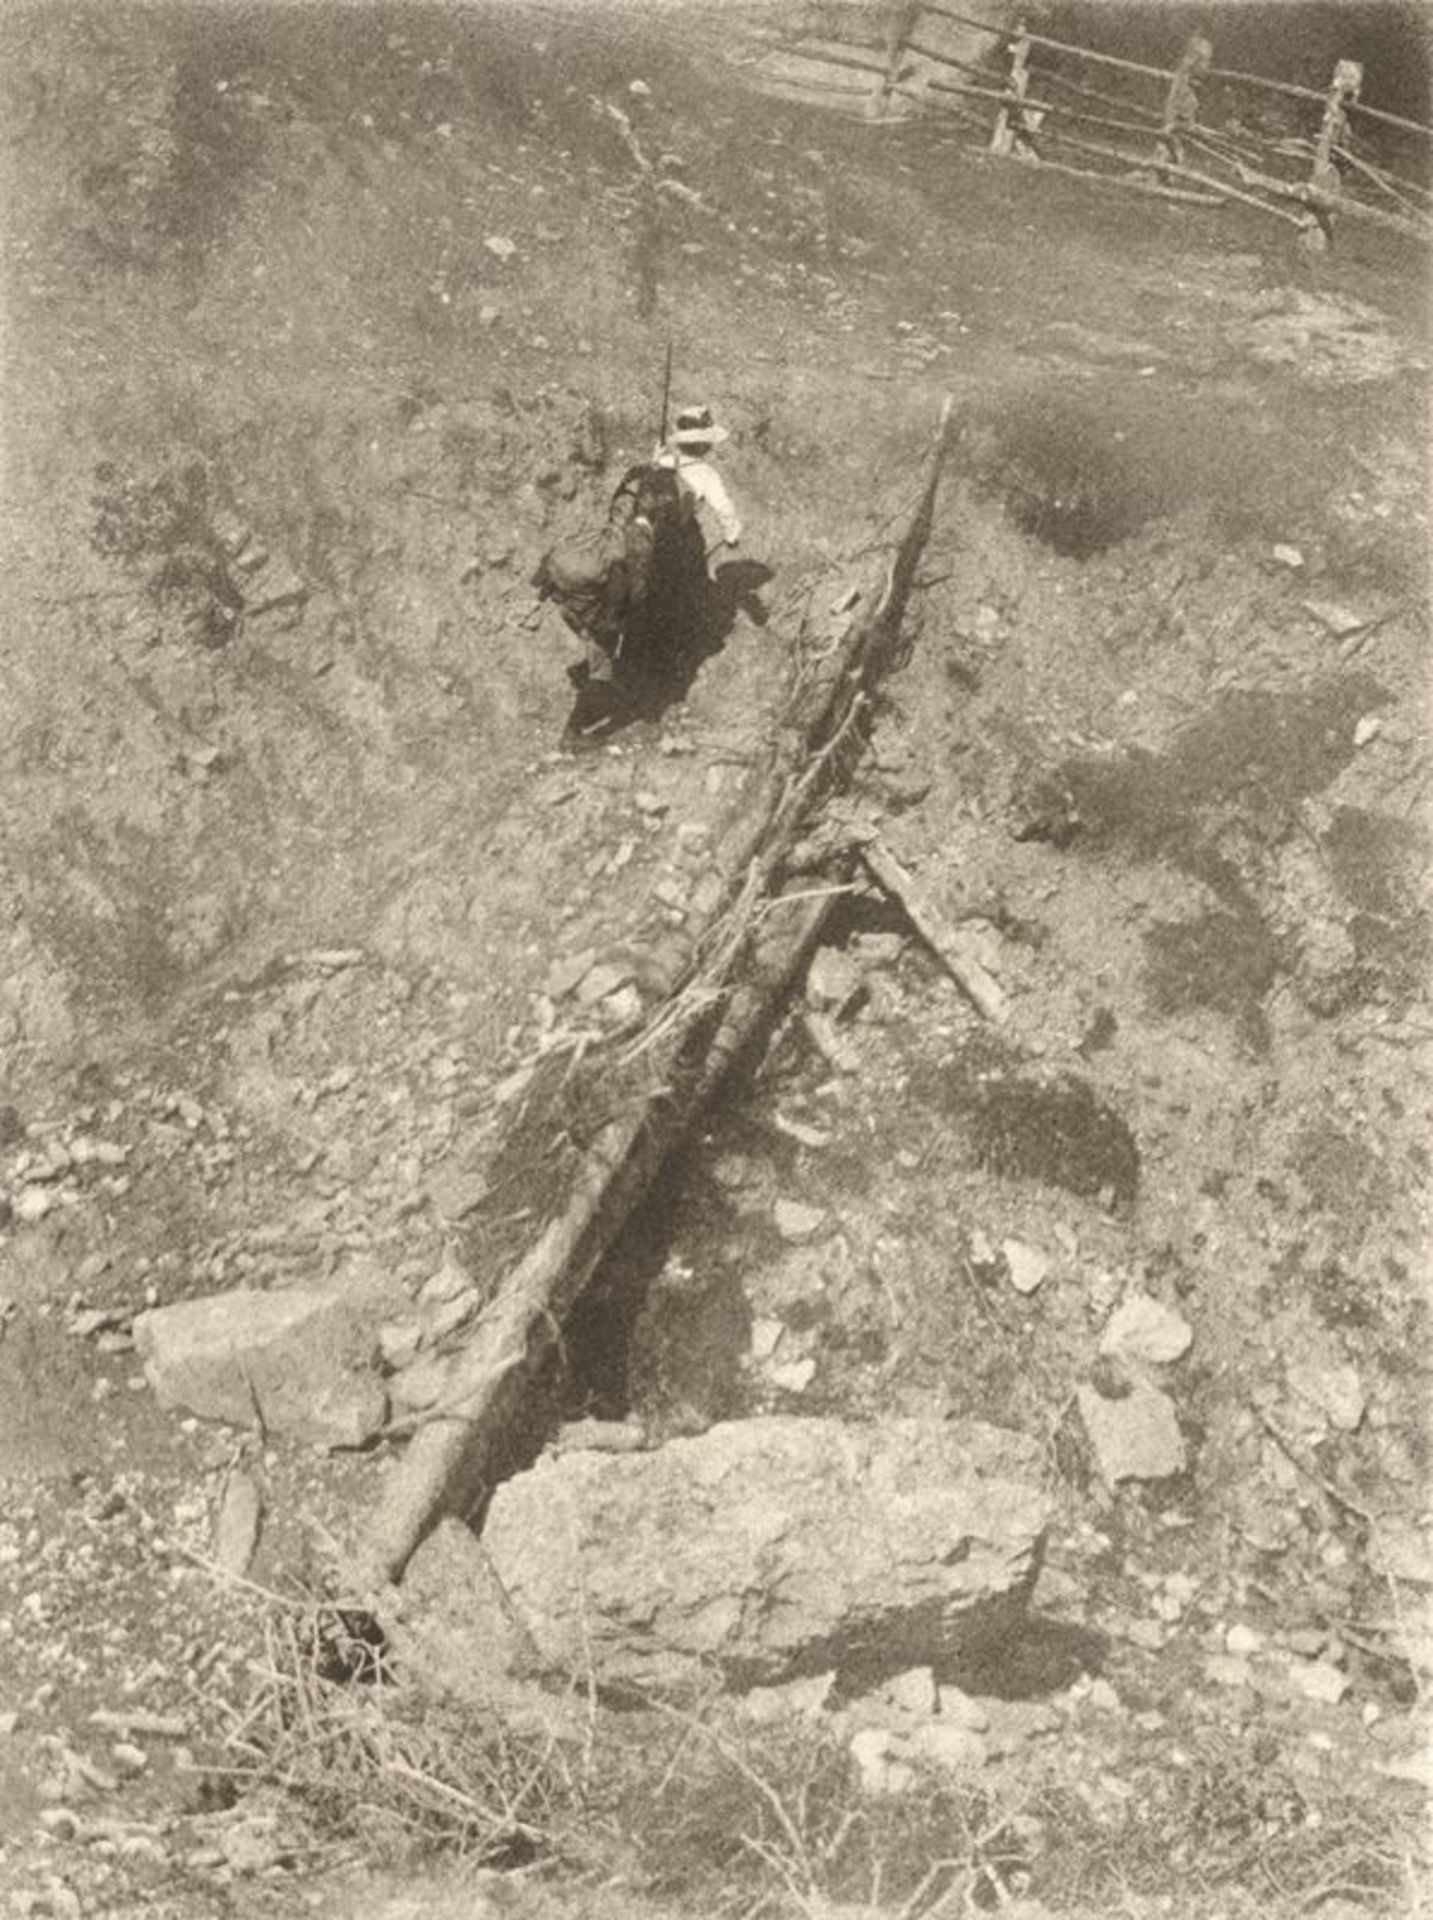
[531,345,741,735]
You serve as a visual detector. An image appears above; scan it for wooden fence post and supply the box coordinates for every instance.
[1155,34,1212,178]
[990,23,1040,160]
[1299,56,1362,250]
[871,0,921,117]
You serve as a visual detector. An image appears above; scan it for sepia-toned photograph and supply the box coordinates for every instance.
[0,1,1428,1914]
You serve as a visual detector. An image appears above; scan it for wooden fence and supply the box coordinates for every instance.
[764,3,1432,251]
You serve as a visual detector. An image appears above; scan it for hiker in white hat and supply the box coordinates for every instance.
[654,404,742,573]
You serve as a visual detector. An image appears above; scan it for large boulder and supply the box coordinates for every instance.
[402,1417,1049,1697]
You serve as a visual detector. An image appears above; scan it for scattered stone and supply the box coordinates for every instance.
[389,1356,448,1414]
[1353,714,1382,748]
[806,946,863,1015]
[378,1322,423,1371]
[463,1417,1049,1695]
[221,1818,285,1877]
[749,1318,784,1362]
[549,1418,646,1455]
[937,1684,990,1731]
[602,984,644,1026]
[910,1722,987,1771]
[418,1259,474,1307]
[110,1743,148,1776]
[633,789,667,815]
[1302,599,1367,638]
[1368,1520,1433,1587]
[133,1289,387,1449]
[740,1671,834,1724]
[1205,1654,1252,1689]
[1002,1239,1050,1295]
[13,1185,54,1224]
[484,235,517,260]
[1284,1626,1329,1658]
[423,1158,490,1224]
[240,554,308,618]
[774,1199,827,1243]
[769,1356,817,1395]
[1085,1677,1122,1713]
[0,1710,20,1736]
[1225,1623,1265,1657]
[544,949,597,999]
[1291,1659,1350,1705]
[1287,1359,1366,1433]
[577,961,633,1006]
[387,1519,554,1717]
[1100,1295,1193,1365]
[1077,1381,1186,1486]
[426,1287,481,1342]
[850,1727,916,1797]
[1271,543,1305,569]
[883,1666,937,1716]
[213,1470,263,1578]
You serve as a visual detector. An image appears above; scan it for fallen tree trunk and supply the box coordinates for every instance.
[357,399,957,1588]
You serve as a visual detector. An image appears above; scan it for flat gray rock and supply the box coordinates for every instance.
[455,1415,1050,1696]
[134,1288,387,1449]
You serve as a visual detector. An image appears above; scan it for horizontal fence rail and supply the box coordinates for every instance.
[765,3,1433,251]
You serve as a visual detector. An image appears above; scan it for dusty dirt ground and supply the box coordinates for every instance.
[0,2,1429,1915]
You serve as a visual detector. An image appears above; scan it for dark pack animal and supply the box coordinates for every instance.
[530,464,685,672]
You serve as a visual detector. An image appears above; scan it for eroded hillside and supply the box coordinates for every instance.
[0,4,1429,1917]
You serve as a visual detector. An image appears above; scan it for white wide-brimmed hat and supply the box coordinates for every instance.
[669,404,729,449]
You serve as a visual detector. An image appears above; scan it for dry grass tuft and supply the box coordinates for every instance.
[218,1593,1427,1919]
[221,1599,587,1865]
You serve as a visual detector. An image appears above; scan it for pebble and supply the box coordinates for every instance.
[749,1318,784,1361]
[1205,1654,1252,1689]
[13,1185,55,1224]
[213,1471,263,1579]
[1291,1660,1350,1705]
[883,1667,936,1716]
[1225,1622,1264,1657]
[911,1722,987,1771]
[1100,1294,1192,1365]
[1283,1626,1328,1658]
[378,1322,423,1371]
[1301,598,1366,638]
[1272,542,1305,569]
[773,1199,827,1243]
[850,1727,915,1798]
[768,1357,817,1394]
[1002,1238,1050,1295]
[806,946,863,1014]
[1287,1359,1366,1433]
[577,961,633,1005]
[426,1287,481,1341]
[937,1685,990,1731]
[1078,1381,1186,1485]
[602,984,644,1025]
[111,1742,148,1775]
[544,949,597,999]
[418,1259,474,1307]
